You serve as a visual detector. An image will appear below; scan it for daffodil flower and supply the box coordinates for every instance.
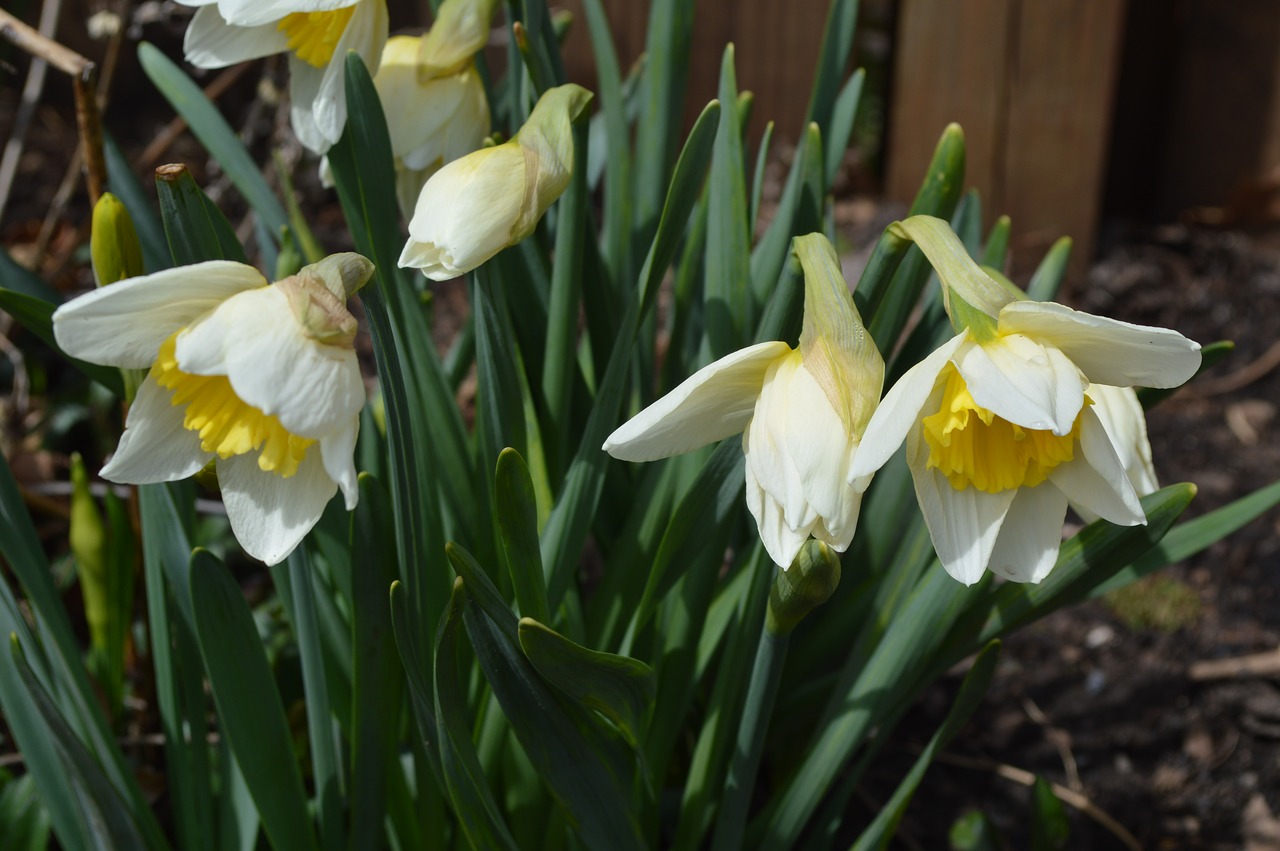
[179,0,388,154]
[52,254,374,565]
[604,234,884,569]
[373,34,490,216]
[398,82,592,281]
[849,216,1201,585]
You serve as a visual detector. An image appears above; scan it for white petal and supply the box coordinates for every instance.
[52,261,267,368]
[215,0,360,28]
[100,372,212,483]
[183,6,287,68]
[986,484,1068,583]
[174,286,366,438]
[1087,384,1158,498]
[319,420,360,510]
[399,143,528,279]
[1049,406,1146,526]
[744,440,811,568]
[775,360,861,542]
[218,450,338,565]
[603,341,791,461]
[954,334,1084,435]
[907,422,1015,585]
[999,300,1202,389]
[848,332,966,490]
[282,0,384,152]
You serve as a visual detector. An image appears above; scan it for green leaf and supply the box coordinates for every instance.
[328,51,451,654]
[581,0,633,282]
[824,69,865,188]
[633,0,696,242]
[949,810,1000,851]
[851,641,1001,850]
[749,121,775,235]
[805,0,860,135]
[104,133,171,273]
[0,246,59,302]
[0,773,51,851]
[9,634,165,850]
[495,449,551,624]
[137,42,288,241]
[188,549,318,851]
[277,549,343,851]
[750,122,822,304]
[517,618,655,748]
[0,289,125,396]
[1025,236,1071,302]
[463,595,646,851]
[539,100,720,608]
[1091,475,1280,598]
[863,124,966,351]
[1031,776,1070,851]
[155,163,247,265]
[704,44,752,357]
[433,579,521,851]
[979,215,1011,269]
[348,475,403,850]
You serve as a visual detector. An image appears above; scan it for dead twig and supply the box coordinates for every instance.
[1191,339,1280,398]
[1189,648,1280,681]
[1021,696,1083,793]
[0,6,105,207]
[935,752,1143,851]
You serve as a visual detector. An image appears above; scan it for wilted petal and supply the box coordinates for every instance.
[175,286,365,438]
[999,300,1201,389]
[52,260,267,368]
[604,341,790,461]
[986,484,1068,583]
[218,450,338,565]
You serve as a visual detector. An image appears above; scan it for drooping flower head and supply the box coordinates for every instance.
[52,254,374,564]
[398,82,592,281]
[604,234,885,569]
[374,30,490,216]
[849,216,1201,585]
[180,0,389,154]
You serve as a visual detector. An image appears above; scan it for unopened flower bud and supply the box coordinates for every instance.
[90,193,144,287]
[767,540,842,635]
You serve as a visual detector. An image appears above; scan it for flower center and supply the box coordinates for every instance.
[277,7,355,68]
[154,333,314,477]
[922,364,1083,493]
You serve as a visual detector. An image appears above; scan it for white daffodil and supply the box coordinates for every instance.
[374,34,490,217]
[179,0,388,154]
[605,234,884,569]
[52,254,374,565]
[849,216,1201,585]
[398,82,592,280]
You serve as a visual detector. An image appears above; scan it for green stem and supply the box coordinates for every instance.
[709,625,790,851]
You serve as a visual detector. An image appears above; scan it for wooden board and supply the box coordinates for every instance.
[887,0,1127,283]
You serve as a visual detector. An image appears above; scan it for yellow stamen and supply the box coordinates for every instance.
[154,333,313,477]
[922,364,1084,494]
[277,7,356,68]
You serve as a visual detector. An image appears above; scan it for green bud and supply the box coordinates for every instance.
[90,193,143,287]
[69,453,109,651]
[888,214,1015,342]
[767,540,842,635]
